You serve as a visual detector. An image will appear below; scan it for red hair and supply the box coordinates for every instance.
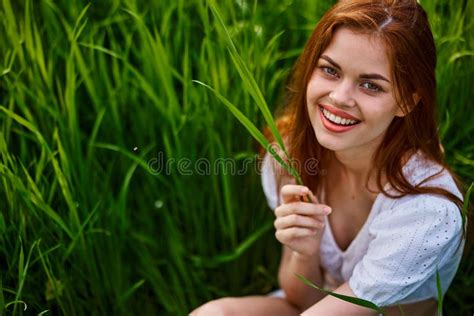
[269,0,465,212]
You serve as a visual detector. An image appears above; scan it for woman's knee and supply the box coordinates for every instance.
[190,297,239,316]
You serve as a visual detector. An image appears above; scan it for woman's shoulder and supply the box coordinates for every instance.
[372,151,464,231]
[351,190,464,307]
[379,192,463,230]
[260,130,296,210]
[260,149,296,210]
[261,152,280,210]
[371,154,463,240]
[400,150,463,200]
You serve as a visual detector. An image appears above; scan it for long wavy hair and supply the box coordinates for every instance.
[268,0,466,212]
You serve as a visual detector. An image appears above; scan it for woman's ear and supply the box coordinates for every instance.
[395,93,420,117]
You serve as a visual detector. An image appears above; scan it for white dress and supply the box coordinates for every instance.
[261,151,464,307]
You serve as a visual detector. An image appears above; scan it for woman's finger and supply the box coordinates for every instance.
[308,189,318,203]
[275,201,331,218]
[275,227,317,241]
[280,184,313,204]
[274,214,324,230]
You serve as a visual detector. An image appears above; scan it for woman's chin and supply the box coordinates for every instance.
[314,135,348,152]
[313,128,348,152]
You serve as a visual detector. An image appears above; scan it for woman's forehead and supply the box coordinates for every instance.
[321,28,391,77]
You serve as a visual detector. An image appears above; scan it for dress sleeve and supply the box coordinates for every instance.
[261,153,279,210]
[348,194,463,307]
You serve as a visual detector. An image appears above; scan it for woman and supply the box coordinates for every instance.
[191,0,466,314]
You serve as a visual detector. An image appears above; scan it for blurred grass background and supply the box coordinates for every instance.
[0,0,473,314]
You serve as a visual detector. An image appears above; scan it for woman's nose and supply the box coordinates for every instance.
[329,81,356,107]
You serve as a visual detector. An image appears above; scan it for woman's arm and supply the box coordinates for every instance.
[301,282,437,316]
[273,184,331,311]
[278,245,326,311]
[301,283,376,316]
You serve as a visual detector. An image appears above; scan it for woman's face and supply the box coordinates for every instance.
[306,27,404,155]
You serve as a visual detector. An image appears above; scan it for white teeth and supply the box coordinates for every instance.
[321,107,358,126]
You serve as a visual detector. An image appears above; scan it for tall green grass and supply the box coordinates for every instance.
[0,0,473,315]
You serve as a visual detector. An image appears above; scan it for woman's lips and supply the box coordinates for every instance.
[319,104,360,121]
[318,105,361,133]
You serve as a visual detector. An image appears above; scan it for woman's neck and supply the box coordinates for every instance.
[330,148,379,195]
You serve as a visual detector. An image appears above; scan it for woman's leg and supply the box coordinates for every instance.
[189,295,300,316]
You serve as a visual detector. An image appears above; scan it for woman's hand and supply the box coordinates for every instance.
[274,184,331,258]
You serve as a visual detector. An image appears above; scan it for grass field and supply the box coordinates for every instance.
[0,0,473,314]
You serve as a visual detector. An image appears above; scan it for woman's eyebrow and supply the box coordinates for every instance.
[360,73,390,83]
[320,55,341,70]
[320,54,390,83]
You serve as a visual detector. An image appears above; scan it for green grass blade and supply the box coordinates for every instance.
[2,0,25,65]
[295,274,385,315]
[0,272,5,313]
[62,202,101,261]
[436,269,443,316]
[23,0,33,62]
[207,0,290,159]
[78,42,123,59]
[86,107,106,160]
[193,80,302,183]
[448,51,474,64]
[397,303,405,315]
[51,131,81,235]
[14,240,38,314]
[18,240,24,293]
[192,81,269,151]
[0,106,51,153]
[118,279,146,305]
[72,3,91,42]
[461,182,473,233]
[4,300,27,312]
[33,15,50,87]
[190,221,273,268]
[18,164,73,238]
[92,143,165,179]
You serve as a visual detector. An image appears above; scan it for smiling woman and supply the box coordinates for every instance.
[307,28,404,151]
[190,0,467,315]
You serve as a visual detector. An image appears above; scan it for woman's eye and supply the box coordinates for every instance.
[321,66,338,77]
[361,81,382,92]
